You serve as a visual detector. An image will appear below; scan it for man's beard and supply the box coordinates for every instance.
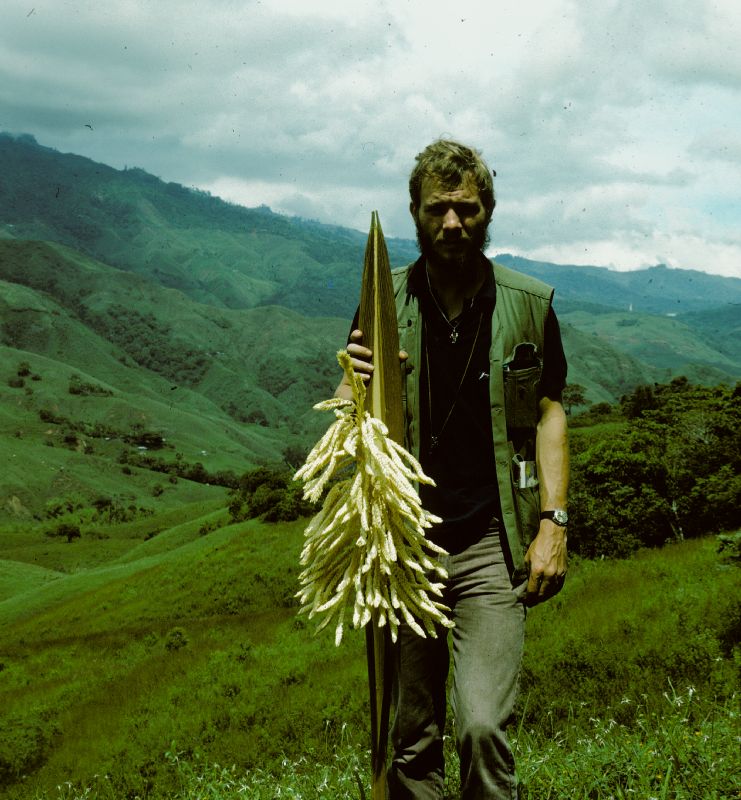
[415,221,490,271]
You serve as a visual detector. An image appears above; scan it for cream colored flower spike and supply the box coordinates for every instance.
[295,351,453,645]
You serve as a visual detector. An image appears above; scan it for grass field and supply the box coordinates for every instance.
[1,501,738,799]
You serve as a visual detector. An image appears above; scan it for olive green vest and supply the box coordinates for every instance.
[392,260,553,580]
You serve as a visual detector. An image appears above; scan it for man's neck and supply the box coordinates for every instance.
[426,256,486,319]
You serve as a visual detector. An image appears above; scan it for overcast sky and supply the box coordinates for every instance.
[2,0,740,277]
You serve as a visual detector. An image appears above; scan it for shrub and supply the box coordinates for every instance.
[228,467,315,523]
[569,381,741,558]
[68,374,113,396]
[46,522,81,542]
[165,628,189,651]
[39,408,65,424]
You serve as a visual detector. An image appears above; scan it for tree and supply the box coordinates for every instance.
[620,383,658,419]
[48,522,81,543]
[283,444,308,470]
[569,380,741,557]
[562,383,587,415]
[568,425,674,558]
[228,467,315,523]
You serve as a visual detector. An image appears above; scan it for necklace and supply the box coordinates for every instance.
[426,265,466,343]
[424,312,483,453]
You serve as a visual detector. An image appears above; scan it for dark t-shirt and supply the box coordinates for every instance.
[350,255,567,548]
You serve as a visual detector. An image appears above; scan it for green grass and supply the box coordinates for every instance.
[514,686,739,799]
[0,340,294,517]
[0,510,371,798]
[0,560,63,602]
[1,511,738,799]
[24,688,740,799]
[559,308,740,380]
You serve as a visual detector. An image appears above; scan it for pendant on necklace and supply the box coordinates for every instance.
[430,435,439,451]
[450,329,459,344]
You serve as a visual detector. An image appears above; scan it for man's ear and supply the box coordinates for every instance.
[409,201,417,220]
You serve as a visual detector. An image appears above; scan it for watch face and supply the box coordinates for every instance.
[553,509,568,525]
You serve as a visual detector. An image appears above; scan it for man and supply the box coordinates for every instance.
[336,139,569,799]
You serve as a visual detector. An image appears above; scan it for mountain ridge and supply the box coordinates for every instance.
[0,131,738,519]
[3,131,739,317]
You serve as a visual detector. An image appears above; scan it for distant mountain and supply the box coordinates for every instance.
[0,131,738,434]
[0,238,344,430]
[0,132,418,318]
[494,254,741,315]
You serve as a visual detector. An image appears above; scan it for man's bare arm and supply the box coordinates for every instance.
[524,395,570,604]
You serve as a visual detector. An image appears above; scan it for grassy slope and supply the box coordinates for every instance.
[559,307,739,385]
[0,497,738,798]
[678,303,741,364]
[0,510,370,799]
[0,240,349,517]
[0,239,346,425]
[0,340,281,518]
[558,322,659,404]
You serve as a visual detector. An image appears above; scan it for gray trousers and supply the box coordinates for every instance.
[388,528,526,800]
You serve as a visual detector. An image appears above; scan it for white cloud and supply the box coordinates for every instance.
[1,0,740,278]
[515,231,741,279]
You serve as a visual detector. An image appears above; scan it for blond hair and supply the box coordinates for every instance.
[409,139,496,221]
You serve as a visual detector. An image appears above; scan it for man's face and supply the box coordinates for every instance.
[411,172,489,270]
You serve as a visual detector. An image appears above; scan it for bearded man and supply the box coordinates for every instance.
[336,139,569,799]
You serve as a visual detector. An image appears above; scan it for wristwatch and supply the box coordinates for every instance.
[540,509,568,526]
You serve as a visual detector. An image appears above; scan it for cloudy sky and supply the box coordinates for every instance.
[2,0,740,277]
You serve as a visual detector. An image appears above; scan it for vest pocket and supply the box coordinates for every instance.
[503,341,542,430]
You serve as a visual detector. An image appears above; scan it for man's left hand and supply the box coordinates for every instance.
[524,519,567,605]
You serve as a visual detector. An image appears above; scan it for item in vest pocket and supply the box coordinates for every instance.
[512,453,539,489]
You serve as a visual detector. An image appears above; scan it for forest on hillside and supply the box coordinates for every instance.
[224,377,741,563]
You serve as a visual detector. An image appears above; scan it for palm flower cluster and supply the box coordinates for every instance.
[295,350,454,646]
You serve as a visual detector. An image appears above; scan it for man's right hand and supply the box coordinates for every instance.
[335,329,374,400]
[334,329,408,400]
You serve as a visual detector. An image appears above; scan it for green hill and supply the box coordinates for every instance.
[1,132,739,519]
[0,508,369,798]
[0,132,419,318]
[0,507,737,798]
[0,239,349,517]
[0,239,344,426]
[678,303,741,364]
[558,306,740,389]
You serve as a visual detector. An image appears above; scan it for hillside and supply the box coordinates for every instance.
[0,132,419,318]
[0,240,348,517]
[1,131,739,447]
[496,253,741,315]
[0,239,345,426]
[0,506,737,798]
[558,306,740,388]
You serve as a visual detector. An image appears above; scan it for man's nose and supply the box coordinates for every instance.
[442,208,462,233]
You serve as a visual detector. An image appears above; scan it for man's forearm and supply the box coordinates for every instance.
[536,396,569,510]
